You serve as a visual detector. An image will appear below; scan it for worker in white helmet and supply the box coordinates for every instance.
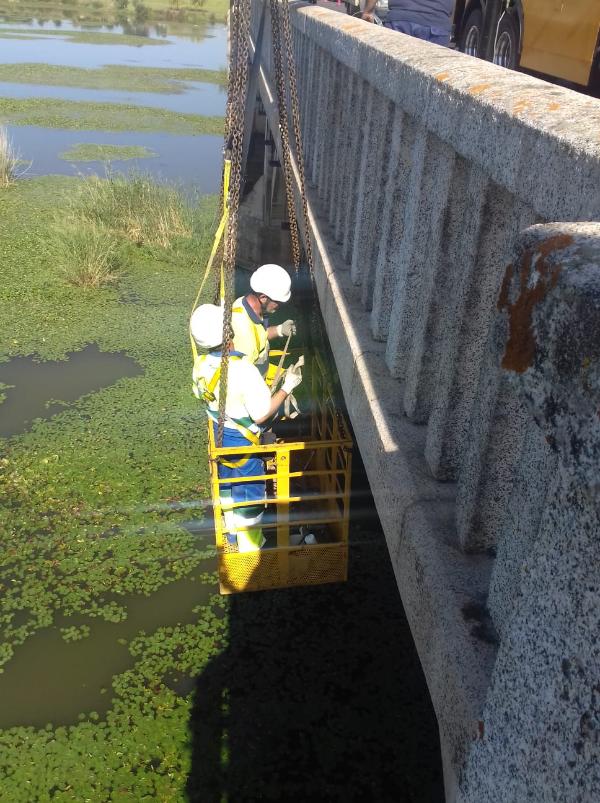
[190,303,303,552]
[231,263,296,383]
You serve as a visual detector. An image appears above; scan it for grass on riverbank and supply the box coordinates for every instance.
[52,220,122,287]
[59,142,158,161]
[0,63,228,91]
[77,171,193,246]
[0,96,224,135]
[0,124,19,186]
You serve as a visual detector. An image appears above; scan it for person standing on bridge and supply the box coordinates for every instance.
[191,303,303,552]
[361,0,453,47]
[231,263,297,384]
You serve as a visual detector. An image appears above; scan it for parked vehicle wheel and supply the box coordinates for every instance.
[460,7,483,58]
[494,12,520,70]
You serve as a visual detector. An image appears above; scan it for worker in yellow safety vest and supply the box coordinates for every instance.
[191,303,303,552]
[232,263,296,383]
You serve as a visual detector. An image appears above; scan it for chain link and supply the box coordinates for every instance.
[217,0,316,445]
[269,0,301,272]
[279,0,314,279]
[218,0,253,447]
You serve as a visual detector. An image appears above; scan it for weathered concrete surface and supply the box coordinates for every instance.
[459,224,600,802]
[247,2,600,799]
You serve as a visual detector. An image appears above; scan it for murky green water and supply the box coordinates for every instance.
[0,561,216,729]
[0,344,142,438]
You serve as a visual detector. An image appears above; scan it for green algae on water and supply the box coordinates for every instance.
[0,26,169,46]
[59,143,158,162]
[0,97,224,135]
[0,62,228,91]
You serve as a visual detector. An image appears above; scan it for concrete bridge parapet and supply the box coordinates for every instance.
[244,2,600,799]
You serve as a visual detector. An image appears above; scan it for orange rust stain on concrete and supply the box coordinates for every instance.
[548,102,561,111]
[500,234,574,373]
[513,98,532,114]
[468,83,492,95]
[436,71,450,82]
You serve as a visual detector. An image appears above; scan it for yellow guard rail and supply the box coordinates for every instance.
[208,351,353,594]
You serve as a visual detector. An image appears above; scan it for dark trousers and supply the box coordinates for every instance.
[384,19,450,47]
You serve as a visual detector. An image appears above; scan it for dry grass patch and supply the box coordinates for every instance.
[52,221,122,288]
[77,172,192,247]
[0,126,20,188]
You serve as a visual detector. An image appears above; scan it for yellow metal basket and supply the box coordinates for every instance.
[208,352,353,594]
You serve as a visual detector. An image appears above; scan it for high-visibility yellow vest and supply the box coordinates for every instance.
[231,297,269,371]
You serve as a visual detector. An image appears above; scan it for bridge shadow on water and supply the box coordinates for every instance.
[186,452,444,802]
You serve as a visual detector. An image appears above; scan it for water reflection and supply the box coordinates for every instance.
[7,125,223,191]
[0,344,143,438]
[0,22,228,69]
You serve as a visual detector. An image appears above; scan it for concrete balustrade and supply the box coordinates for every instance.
[245,3,600,799]
[459,223,600,802]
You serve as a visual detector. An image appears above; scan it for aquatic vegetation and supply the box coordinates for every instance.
[0,125,20,187]
[0,25,168,45]
[0,62,228,90]
[59,142,158,161]
[51,220,122,287]
[60,623,91,641]
[0,96,224,135]
[0,174,220,643]
[75,171,193,246]
[0,173,227,798]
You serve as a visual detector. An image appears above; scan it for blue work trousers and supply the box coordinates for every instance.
[384,20,450,47]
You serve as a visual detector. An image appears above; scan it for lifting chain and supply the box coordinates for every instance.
[278,0,314,279]
[277,0,325,363]
[218,0,252,447]
[269,0,301,272]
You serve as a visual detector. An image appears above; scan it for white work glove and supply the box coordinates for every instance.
[282,362,302,395]
[276,319,296,338]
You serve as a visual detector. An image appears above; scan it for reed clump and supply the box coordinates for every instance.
[77,171,192,247]
[0,126,19,188]
[52,221,121,288]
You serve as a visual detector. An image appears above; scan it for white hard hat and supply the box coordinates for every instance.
[250,263,291,303]
[190,304,224,349]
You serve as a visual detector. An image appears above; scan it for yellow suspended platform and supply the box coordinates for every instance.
[208,352,353,594]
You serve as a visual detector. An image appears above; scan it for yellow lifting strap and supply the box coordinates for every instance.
[189,158,231,364]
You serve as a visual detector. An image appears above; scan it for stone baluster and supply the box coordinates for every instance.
[425,186,536,480]
[350,89,392,287]
[384,132,455,382]
[458,222,600,802]
[308,46,329,186]
[340,77,367,264]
